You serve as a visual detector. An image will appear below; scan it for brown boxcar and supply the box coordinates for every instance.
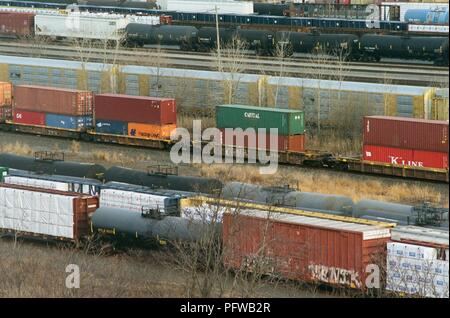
[222,210,391,289]
[0,183,99,241]
[94,94,177,125]
[0,12,35,37]
[363,116,449,153]
[13,85,93,116]
[218,128,306,152]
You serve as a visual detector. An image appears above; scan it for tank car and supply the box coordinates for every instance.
[104,166,223,194]
[235,28,276,56]
[125,24,198,49]
[275,31,359,57]
[0,153,106,180]
[358,34,449,65]
[196,27,236,52]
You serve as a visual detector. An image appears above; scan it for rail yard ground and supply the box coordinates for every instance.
[0,131,447,207]
[0,238,338,298]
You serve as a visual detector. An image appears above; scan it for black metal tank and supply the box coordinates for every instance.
[125,24,198,49]
[197,27,236,51]
[104,166,223,194]
[0,153,106,180]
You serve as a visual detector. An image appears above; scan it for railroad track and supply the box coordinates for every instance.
[0,40,448,86]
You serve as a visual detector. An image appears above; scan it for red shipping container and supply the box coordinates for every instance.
[363,116,449,153]
[13,85,93,116]
[363,145,448,169]
[13,109,45,126]
[218,128,305,152]
[0,12,35,37]
[94,94,176,125]
[222,210,391,288]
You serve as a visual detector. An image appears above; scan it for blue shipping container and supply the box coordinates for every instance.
[45,114,93,130]
[95,119,128,135]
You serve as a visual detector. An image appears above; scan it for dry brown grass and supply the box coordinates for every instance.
[198,164,448,207]
[0,141,34,156]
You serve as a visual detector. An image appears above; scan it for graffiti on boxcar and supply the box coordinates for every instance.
[308,264,362,288]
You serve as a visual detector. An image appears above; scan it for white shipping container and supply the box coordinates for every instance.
[387,242,438,260]
[100,189,171,215]
[4,176,69,192]
[0,187,75,239]
[408,24,449,33]
[158,0,254,14]
[35,13,128,40]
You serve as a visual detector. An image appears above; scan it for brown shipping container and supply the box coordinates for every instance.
[0,82,12,106]
[0,12,35,37]
[363,116,449,153]
[13,85,93,116]
[218,128,306,152]
[222,210,391,288]
[94,94,177,125]
[0,183,99,240]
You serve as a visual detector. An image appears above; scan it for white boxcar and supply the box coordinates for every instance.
[158,0,254,14]
[34,13,128,40]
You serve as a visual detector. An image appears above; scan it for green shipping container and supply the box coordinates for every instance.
[216,105,305,135]
[0,166,8,182]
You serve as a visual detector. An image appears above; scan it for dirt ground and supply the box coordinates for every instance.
[0,131,448,207]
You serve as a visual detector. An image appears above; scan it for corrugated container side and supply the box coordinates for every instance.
[13,109,46,126]
[222,213,389,288]
[218,128,305,152]
[95,119,128,135]
[0,12,35,37]
[45,113,93,130]
[216,104,305,135]
[363,145,448,169]
[13,85,93,116]
[94,94,177,125]
[0,82,12,106]
[0,183,98,240]
[128,122,176,140]
[363,116,449,153]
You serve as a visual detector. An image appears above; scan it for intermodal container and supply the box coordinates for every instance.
[0,183,98,241]
[13,85,93,116]
[13,109,45,126]
[222,210,391,288]
[95,119,128,135]
[128,122,176,140]
[94,94,177,125]
[218,128,305,152]
[363,145,449,169]
[363,116,449,153]
[0,12,35,37]
[216,105,305,135]
[45,113,93,130]
[0,82,12,106]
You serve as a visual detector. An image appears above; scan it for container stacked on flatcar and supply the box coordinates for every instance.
[12,85,94,130]
[94,94,177,140]
[215,104,305,152]
[0,82,12,122]
[362,116,449,169]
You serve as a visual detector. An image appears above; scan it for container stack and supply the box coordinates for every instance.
[12,85,94,130]
[362,116,449,169]
[0,82,12,122]
[386,242,449,298]
[215,104,305,152]
[94,94,177,140]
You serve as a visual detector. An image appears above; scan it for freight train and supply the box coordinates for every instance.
[0,82,448,182]
[0,164,448,297]
[1,5,449,63]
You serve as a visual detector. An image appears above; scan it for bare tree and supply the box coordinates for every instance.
[213,35,248,104]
